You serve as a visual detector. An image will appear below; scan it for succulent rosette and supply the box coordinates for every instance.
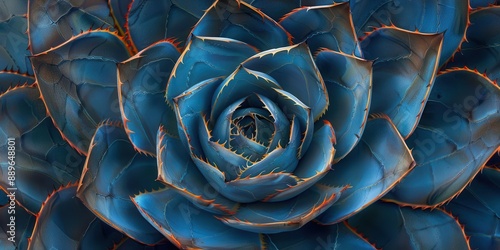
[1,0,500,249]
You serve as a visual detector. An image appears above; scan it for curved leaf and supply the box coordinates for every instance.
[242,43,328,120]
[445,167,500,250]
[28,0,116,54]
[351,0,468,66]
[280,3,361,55]
[0,15,33,75]
[0,203,35,250]
[191,0,291,51]
[385,69,500,207]
[112,237,177,250]
[0,85,84,214]
[241,0,340,21]
[316,116,415,224]
[166,36,257,105]
[347,201,470,250]
[263,222,375,250]
[445,6,500,83]
[218,184,346,233]
[157,126,239,215]
[315,49,372,161]
[118,41,180,155]
[133,188,263,249]
[0,71,34,94]
[30,31,130,154]
[361,28,443,138]
[126,0,213,51]
[77,123,165,245]
[28,185,124,250]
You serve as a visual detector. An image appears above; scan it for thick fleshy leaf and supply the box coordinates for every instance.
[316,116,415,224]
[28,185,124,250]
[28,0,116,54]
[315,49,371,161]
[351,0,468,66]
[0,15,33,75]
[133,188,263,249]
[77,123,165,245]
[118,41,180,154]
[108,0,133,34]
[30,31,130,154]
[361,28,443,138]
[166,36,257,105]
[157,126,239,215]
[242,43,328,120]
[263,222,375,250]
[218,184,346,233]
[191,0,291,51]
[173,77,223,156]
[241,0,340,21]
[0,203,35,250]
[385,69,500,207]
[347,201,470,250]
[280,3,360,55]
[445,7,500,83]
[272,88,313,158]
[0,85,84,213]
[210,66,282,124]
[192,155,300,203]
[126,0,213,51]
[445,167,500,250]
[0,0,27,22]
[0,71,34,94]
[263,122,336,202]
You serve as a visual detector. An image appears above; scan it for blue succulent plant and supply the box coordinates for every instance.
[0,0,499,249]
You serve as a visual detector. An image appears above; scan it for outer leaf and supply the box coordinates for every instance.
[361,28,443,138]
[385,69,500,207]
[315,49,371,161]
[316,116,415,224]
[108,0,132,34]
[0,85,84,214]
[30,31,130,154]
[28,185,124,250]
[351,0,468,66]
[166,36,257,105]
[133,188,263,249]
[77,123,165,245]
[445,167,500,250]
[280,3,361,55]
[126,0,213,51]
[0,71,34,94]
[241,0,340,20]
[118,41,180,155]
[0,203,35,250]
[28,0,116,54]
[0,0,28,22]
[445,7,500,83]
[263,222,375,250]
[191,0,291,51]
[347,201,470,250]
[242,43,329,120]
[0,15,33,75]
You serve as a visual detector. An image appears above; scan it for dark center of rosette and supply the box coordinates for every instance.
[203,94,299,182]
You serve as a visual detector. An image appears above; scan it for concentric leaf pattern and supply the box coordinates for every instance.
[0,0,499,249]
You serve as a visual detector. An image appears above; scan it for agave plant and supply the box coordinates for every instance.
[1,0,499,249]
